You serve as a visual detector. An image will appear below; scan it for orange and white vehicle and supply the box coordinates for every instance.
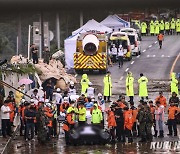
[120,28,141,56]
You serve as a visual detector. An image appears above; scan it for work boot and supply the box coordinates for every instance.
[128,138,133,143]
[158,130,164,138]
[110,139,116,144]
[153,130,158,137]
[167,133,172,136]
[139,138,146,142]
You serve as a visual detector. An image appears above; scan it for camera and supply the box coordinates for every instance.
[35,28,39,34]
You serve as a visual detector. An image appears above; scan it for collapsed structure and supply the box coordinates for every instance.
[10,55,77,90]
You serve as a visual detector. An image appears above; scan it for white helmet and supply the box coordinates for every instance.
[63,97,69,102]
[30,99,34,103]
[70,81,74,85]
[39,87,43,90]
[21,99,26,103]
[88,82,92,86]
[46,103,51,107]
[98,93,103,97]
[56,88,61,92]
[45,99,49,103]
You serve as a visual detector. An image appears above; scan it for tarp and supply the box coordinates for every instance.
[72,19,112,35]
[113,14,130,28]
[100,15,125,31]
[65,19,112,69]
[64,31,82,69]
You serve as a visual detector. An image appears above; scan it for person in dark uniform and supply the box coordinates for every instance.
[31,44,38,64]
[43,47,51,64]
[114,102,125,142]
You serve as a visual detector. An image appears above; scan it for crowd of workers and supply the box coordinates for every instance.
[0,70,179,145]
[135,18,180,36]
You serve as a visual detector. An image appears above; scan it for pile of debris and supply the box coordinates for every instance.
[10,55,77,90]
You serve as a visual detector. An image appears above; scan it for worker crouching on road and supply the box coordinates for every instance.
[106,104,116,143]
[63,110,75,145]
[167,102,180,136]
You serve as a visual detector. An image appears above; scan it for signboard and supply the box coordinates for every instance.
[33,22,50,49]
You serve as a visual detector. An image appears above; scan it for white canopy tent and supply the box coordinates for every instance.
[65,19,112,69]
[113,14,130,28]
[64,31,83,69]
[72,19,112,35]
[100,15,125,31]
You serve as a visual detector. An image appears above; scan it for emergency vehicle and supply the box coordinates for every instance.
[109,32,132,61]
[120,28,141,56]
[74,31,108,74]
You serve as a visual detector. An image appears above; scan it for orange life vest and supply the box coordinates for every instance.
[124,110,133,130]
[62,114,75,131]
[8,102,15,122]
[107,111,117,127]
[157,34,164,41]
[168,106,178,119]
[155,96,167,107]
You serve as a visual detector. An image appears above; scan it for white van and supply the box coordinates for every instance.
[120,28,141,56]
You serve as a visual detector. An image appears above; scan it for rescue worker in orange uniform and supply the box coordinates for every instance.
[19,101,29,137]
[157,33,164,49]
[148,100,157,137]
[155,91,167,108]
[106,105,117,143]
[60,98,70,113]
[114,100,125,142]
[116,98,127,109]
[7,100,15,127]
[63,110,75,145]
[44,103,53,140]
[167,102,180,136]
[124,107,133,143]
[130,102,138,137]
[6,91,16,127]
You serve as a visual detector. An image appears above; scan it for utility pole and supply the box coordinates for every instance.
[80,11,83,27]
[17,13,22,55]
[56,12,60,49]
[40,12,44,59]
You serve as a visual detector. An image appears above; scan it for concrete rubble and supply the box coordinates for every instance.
[10,55,77,90]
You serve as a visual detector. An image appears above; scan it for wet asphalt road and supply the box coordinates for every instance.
[3,35,180,154]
